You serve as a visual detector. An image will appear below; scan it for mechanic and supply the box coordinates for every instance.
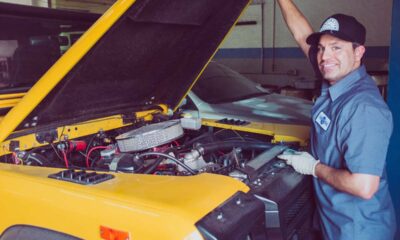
[276,1,397,239]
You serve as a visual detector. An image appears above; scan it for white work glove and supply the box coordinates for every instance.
[277,150,320,178]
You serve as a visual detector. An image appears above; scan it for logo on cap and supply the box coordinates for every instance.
[320,18,339,32]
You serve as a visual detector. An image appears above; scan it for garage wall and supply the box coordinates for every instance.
[1,0,31,4]
[216,0,393,88]
[3,0,391,83]
[1,0,47,6]
[50,0,112,13]
[0,0,111,12]
[1,0,393,89]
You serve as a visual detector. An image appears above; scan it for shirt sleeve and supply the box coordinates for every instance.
[340,104,393,176]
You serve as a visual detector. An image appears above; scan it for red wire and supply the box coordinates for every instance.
[12,152,17,164]
[86,146,108,168]
[62,150,69,168]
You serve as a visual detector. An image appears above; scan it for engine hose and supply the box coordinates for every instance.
[143,157,164,174]
[195,141,273,155]
[180,132,215,149]
[138,151,197,175]
[143,148,178,174]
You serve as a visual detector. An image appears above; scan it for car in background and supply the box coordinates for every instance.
[182,61,312,145]
[59,31,85,54]
[185,61,312,125]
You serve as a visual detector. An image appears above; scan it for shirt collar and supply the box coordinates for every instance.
[328,65,367,101]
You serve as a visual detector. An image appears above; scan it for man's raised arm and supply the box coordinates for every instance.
[277,0,314,57]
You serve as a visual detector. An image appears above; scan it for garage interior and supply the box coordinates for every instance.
[0,0,399,239]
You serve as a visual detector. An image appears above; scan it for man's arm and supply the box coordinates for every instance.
[315,163,380,200]
[276,0,313,57]
[278,152,380,200]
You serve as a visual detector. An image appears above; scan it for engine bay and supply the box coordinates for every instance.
[1,118,294,182]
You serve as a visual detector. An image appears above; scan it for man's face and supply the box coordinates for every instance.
[317,34,365,85]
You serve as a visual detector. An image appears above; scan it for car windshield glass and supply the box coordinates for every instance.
[0,5,95,92]
[192,62,268,104]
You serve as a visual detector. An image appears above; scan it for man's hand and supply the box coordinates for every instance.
[277,151,319,177]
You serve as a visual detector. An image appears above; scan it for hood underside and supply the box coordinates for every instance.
[4,0,250,134]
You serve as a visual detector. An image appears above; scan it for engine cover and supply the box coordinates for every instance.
[249,158,315,240]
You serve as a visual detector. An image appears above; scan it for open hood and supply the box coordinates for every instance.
[0,0,249,142]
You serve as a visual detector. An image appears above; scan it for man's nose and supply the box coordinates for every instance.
[321,48,332,60]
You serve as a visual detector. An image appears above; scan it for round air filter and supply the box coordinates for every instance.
[116,120,184,152]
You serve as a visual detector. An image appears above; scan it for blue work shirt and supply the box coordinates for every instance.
[310,65,396,240]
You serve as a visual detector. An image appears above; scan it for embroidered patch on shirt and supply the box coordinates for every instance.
[316,111,331,131]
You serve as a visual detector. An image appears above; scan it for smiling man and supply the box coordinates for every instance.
[308,14,367,86]
[276,1,397,240]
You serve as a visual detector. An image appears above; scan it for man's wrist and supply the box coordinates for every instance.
[312,160,320,178]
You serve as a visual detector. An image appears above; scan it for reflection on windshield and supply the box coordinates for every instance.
[0,12,92,91]
[0,37,61,89]
[192,62,266,104]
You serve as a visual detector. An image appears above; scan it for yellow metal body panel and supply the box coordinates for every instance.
[0,93,25,100]
[0,163,248,239]
[0,89,309,151]
[0,93,24,109]
[0,108,165,156]
[0,0,136,144]
[201,118,310,146]
[0,98,20,109]
[0,110,309,155]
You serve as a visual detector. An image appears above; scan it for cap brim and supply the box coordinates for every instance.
[306,30,354,45]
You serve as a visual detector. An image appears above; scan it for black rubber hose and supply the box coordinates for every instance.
[195,141,273,155]
[143,156,164,174]
[179,132,215,149]
[139,151,197,175]
[142,148,178,174]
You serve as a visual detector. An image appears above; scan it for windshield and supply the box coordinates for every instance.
[192,62,267,104]
[0,4,96,92]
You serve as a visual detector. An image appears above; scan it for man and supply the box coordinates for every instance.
[276,1,397,239]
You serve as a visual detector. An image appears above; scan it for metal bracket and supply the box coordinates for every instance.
[35,129,58,144]
[122,113,138,125]
[9,140,20,152]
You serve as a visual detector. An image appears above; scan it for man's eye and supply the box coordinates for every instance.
[332,46,341,51]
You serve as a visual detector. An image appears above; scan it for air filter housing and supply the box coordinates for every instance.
[116,120,184,152]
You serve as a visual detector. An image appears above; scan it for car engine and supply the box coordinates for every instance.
[1,119,315,240]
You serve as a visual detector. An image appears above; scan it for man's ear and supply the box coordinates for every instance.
[355,45,366,61]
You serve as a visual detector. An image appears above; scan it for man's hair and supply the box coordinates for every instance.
[352,42,361,49]
[352,42,365,63]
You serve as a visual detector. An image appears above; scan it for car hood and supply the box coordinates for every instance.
[0,0,250,143]
[200,93,312,125]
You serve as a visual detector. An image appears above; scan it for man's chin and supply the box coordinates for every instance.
[322,74,338,85]
[327,79,337,85]
[324,77,340,85]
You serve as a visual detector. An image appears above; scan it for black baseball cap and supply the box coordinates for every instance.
[306,14,366,46]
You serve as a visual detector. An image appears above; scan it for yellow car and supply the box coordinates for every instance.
[0,1,313,239]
